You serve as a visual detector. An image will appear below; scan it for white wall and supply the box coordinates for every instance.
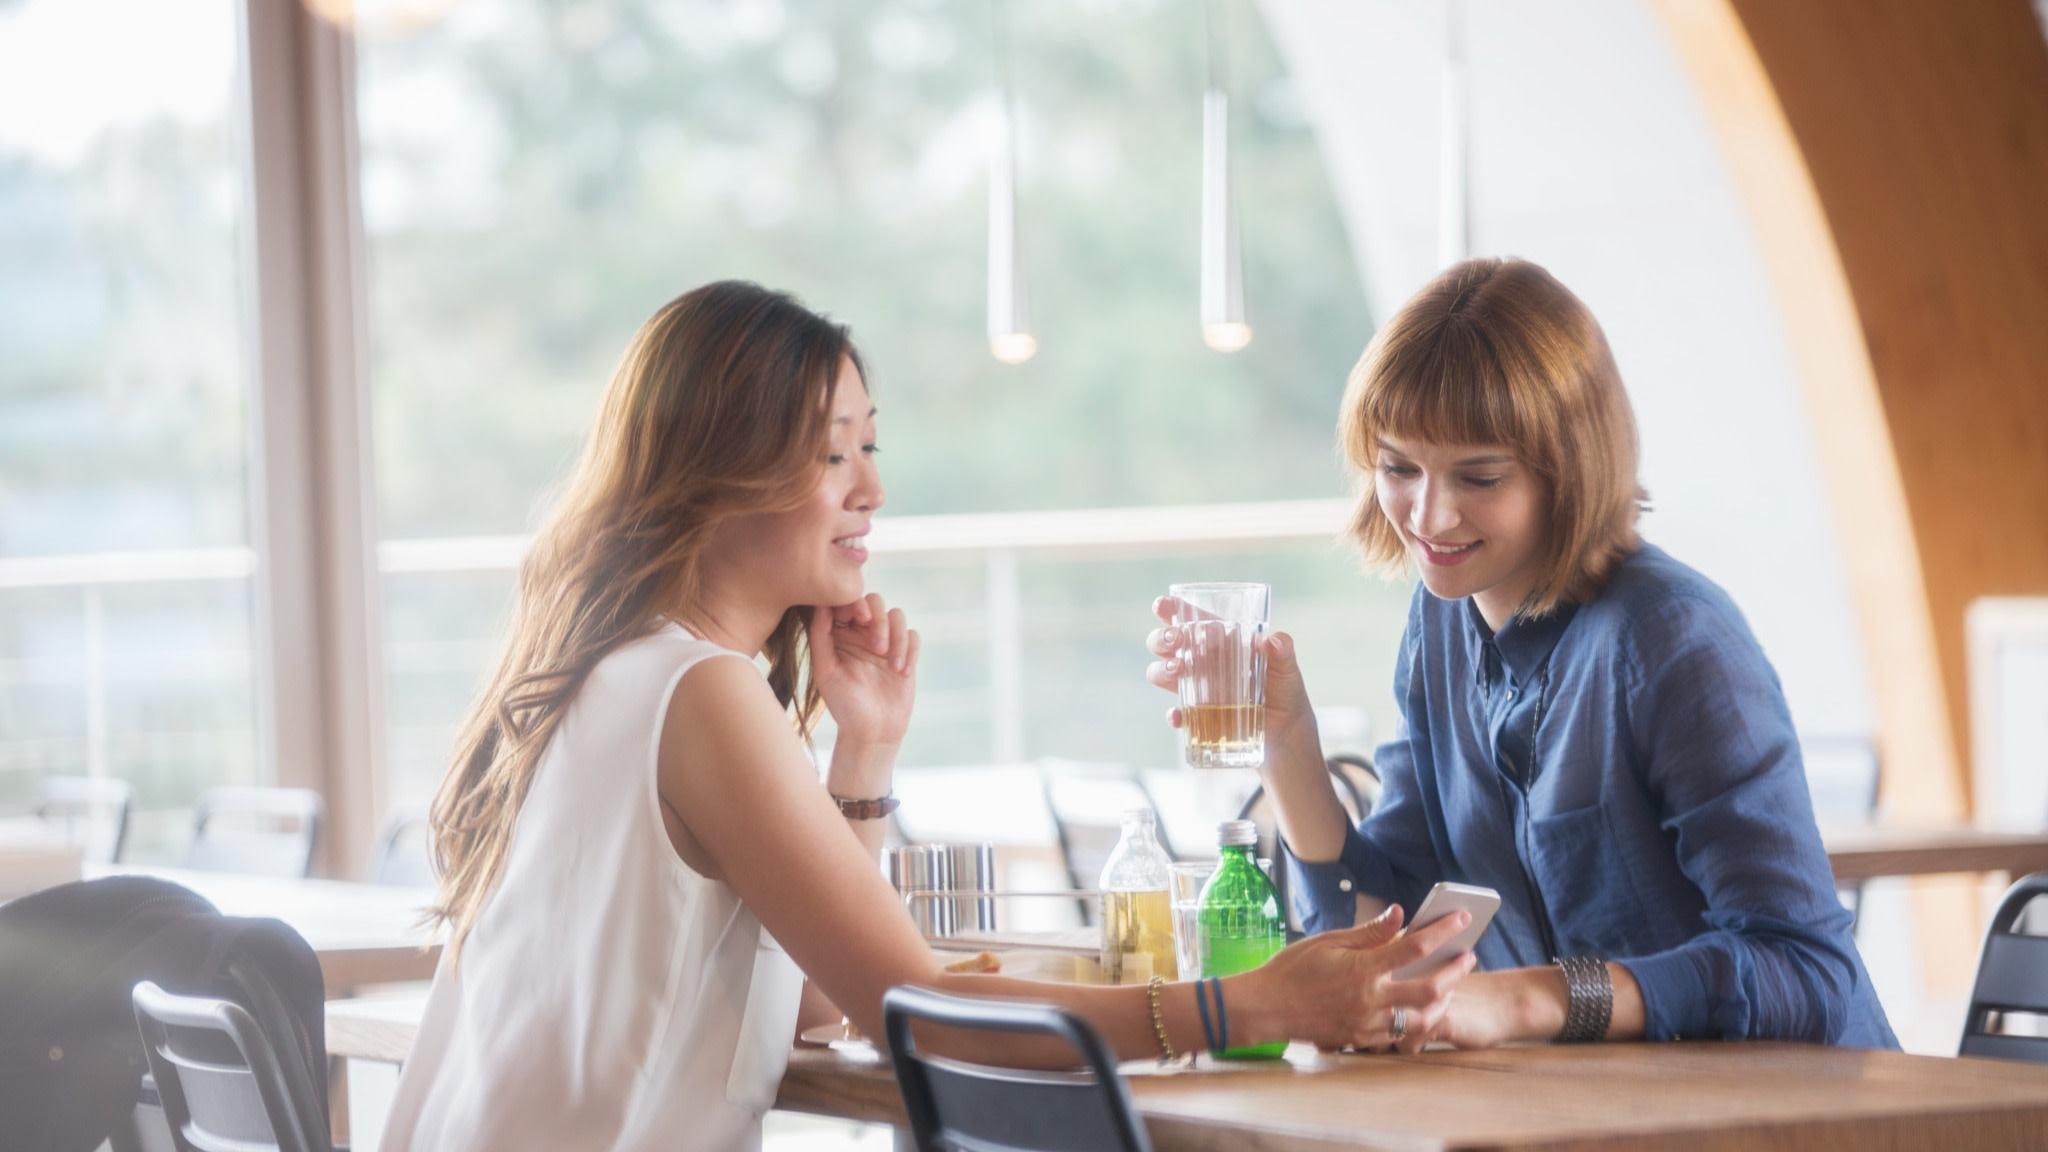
[1260,0,1873,746]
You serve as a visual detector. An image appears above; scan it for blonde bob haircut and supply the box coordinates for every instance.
[1339,257,1647,619]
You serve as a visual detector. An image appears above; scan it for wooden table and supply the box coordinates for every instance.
[1822,825,2048,883]
[327,998,2048,1150]
[84,865,442,996]
[780,1041,2048,1150]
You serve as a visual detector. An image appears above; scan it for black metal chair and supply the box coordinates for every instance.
[882,985,1151,1152]
[1237,754,1379,935]
[131,980,336,1152]
[36,774,133,863]
[184,787,324,879]
[1959,870,2048,1064]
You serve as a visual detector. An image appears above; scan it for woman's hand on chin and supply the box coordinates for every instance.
[810,594,919,753]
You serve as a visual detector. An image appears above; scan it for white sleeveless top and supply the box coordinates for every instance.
[381,624,805,1152]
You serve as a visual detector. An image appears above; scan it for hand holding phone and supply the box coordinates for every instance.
[1392,882,1499,981]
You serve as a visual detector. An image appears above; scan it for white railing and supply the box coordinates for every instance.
[1,499,1353,778]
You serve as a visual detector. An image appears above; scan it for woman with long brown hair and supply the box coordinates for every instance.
[380,281,1477,1152]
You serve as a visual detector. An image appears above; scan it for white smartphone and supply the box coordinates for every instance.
[1391,881,1500,981]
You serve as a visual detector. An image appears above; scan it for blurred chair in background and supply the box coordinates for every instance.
[1960,871,2048,1065]
[371,806,435,888]
[1236,755,1379,936]
[35,775,132,864]
[184,787,324,879]
[1041,760,1164,924]
[132,972,336,1152]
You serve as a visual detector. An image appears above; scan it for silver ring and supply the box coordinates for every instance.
[1390,1006,1407,1042]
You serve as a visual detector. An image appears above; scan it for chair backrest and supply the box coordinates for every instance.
[883,985,1152,1152]
[1961,871,2048,1064]
[1238,755,1380,935]
[1799,735,1882,825]
[37,774,133,864]
[130,981,331,1152]
[371,806,435,887]
[1041,761,1161,923]
[184,788,323,879]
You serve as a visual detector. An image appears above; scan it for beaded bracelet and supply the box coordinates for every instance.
[1146,976,1179,1064]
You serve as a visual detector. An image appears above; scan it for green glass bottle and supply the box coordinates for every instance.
[1197,819,1288,1059]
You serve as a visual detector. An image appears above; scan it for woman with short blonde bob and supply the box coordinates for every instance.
[382,281,1480,1152]
[1149,257,1896,1050]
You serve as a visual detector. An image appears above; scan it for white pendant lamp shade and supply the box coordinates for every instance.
[1438,0,1470,267]
[987,99,1036,365]
[1200,31,1250,352]
[987,5,1035,366]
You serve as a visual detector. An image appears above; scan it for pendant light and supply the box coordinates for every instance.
[1438,0,1470,267]
[1200,0,1251,353]
[987,0,1036,364]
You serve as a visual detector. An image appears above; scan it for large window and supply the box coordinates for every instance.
[0,0,260,860]
[356,0,1401,804]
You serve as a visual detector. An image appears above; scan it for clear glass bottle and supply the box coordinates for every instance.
[1098,807,1177,983]
[1198,818,1287,1058]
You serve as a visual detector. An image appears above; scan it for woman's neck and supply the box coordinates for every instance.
[674,573,784,655]
[1472,587,1519,634]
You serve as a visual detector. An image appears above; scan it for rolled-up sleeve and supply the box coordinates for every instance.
[1613,593,1867,1044]
[1288,599,1442,935]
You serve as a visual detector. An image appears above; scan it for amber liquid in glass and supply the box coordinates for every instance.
[1184,703,1264,763]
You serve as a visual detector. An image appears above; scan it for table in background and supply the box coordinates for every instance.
[82,864,441,995]
[1821,824,2048,883]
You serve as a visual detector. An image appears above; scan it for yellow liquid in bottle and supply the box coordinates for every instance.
[1100,889,1177,983]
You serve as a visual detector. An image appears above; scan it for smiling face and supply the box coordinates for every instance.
[712,357,883,614]
[1373,433,1550,630]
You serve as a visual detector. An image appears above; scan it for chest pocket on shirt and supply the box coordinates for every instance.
[725,931,804,1114]
[1528,805,1649,957]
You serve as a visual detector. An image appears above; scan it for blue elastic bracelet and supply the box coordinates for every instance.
[1210,978,1230,1053]
[1193,976,1217,1054]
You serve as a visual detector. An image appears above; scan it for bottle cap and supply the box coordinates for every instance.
[1217,819,1258,847]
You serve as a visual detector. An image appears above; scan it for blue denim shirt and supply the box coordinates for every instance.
[1290,544,1897,1047]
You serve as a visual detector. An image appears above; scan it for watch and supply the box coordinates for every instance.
[832,793,900,821]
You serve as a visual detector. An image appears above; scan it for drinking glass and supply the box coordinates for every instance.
[1169,860,1217,981]
[1168,582,1269,769]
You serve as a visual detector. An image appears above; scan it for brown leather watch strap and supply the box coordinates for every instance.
[832,793,900,820]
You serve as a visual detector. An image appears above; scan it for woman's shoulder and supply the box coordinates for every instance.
[583,620,762,708]
[1580,544,1761,667]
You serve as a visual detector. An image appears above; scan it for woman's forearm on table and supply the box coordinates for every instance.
[1480,963,1645,1043]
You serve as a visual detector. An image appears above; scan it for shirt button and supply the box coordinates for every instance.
[1506,687,1516,698]
[1338,878,1353,893]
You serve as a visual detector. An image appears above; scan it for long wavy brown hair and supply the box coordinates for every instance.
[429,281,862,957]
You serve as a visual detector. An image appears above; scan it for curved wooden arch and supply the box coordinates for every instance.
[1655,0,2048,825]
